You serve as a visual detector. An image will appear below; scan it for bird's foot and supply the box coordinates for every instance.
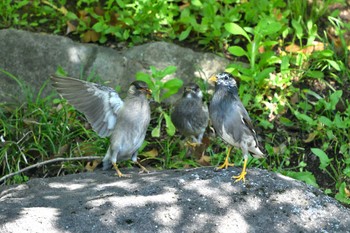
[215,157,234,170]
[135,161,150,174]
[112,162,130,178]
[232,158,248,182]
[185,140,200,148]
[232,171,246,183]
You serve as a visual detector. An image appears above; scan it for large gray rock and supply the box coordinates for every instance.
[1,167,349,233]
[0,29,229,103]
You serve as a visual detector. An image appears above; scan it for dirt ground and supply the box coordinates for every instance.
[1,167,349,233]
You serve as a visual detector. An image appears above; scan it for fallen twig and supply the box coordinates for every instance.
[0,156,101,184]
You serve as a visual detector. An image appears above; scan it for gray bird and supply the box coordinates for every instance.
[209,72,264,182]
[171,83,209,146]
[50,75,151,177]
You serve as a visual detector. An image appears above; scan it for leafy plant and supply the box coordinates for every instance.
[0,69,107,184]
[136,66,183,137]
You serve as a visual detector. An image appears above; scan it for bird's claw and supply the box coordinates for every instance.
[135,161,150,174]
[215,157,234,170]
[185,141,200,148]
[112,162,130,178]
[114,172,131,178]
[232,158,248,182]
[232,171,246,183]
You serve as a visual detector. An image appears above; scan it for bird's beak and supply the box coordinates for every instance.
[185,87,192,92]
[144,88,152,98]
[208,75,217,84]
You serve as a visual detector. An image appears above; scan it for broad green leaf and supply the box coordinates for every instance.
[255,17,282,37]
[136,72,151,81]
[163,78,183,89]
[279,117,294,127]
[116,0,126,7]
[162,79,183,100]
[291,19,303,40]
[163,112,176,136]
[306,70,324,79]
[329,90,342,109]
[191,0,202,7]
[123,18,134,26]
[255,67,275,84]
[294,111,315,125]
[92,21,106,32]
[335,182,350,204]
[151,124,161,137]
[227,46,247,57]
[66,12,78,20]
[136,72,153,88]
[311,148,331,170]
[162,66,177,76]
[224,23,251,42]
[179,26,192,41]
[327,59,341,71]
[318,116,333,127]
[284,171,319,187]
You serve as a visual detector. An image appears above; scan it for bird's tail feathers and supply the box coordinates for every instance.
[249,146,264,158]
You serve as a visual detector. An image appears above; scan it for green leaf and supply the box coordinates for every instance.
[291,19,303,40]
[294,111,315,125]
[56,66,67,76]
[306,70,324,79]
[162,66,177,76]
[329,90,342,110]
[191,0,202,7]
[284,171,319,187]
[228,46,247,57]
[179,26,192,41]
[255,17,282,37]
[151,124,161,137]
[163,112,176,136]
[327,59,341,71]
[163,78,183,90]
[318,116,333,127]
[279,117,294,127]
[224,23,251,42]
[66,12,78,20]
[123,18,133,26]
[311,148,331,170]
[136,72,150,81]
[116,0,126,8]
[255,67,275,84]
[162,78,183,100]
[93,21,107,32]
[335,182,350,204]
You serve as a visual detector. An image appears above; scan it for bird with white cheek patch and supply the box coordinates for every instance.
[208,72,264,182]
[50,75,151,177]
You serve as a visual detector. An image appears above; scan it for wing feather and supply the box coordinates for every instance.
[50,75,124,137]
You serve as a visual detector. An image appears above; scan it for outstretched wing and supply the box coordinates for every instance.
[50,75,124,137]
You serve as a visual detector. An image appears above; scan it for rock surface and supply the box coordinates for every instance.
[1,167,349,233]
[0,29,229,103]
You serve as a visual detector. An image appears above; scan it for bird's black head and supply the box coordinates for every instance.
[183,83,203,99]
[129,81,152,96]
[211,72,237,88]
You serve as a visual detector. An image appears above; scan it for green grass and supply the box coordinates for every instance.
[0,0,349,204]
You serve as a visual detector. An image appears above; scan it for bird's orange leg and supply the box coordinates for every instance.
[112,162,124,177]
[185,140,200,148]
[135,161,150,174]
[232,158,247,182]
[215,147,235,170]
